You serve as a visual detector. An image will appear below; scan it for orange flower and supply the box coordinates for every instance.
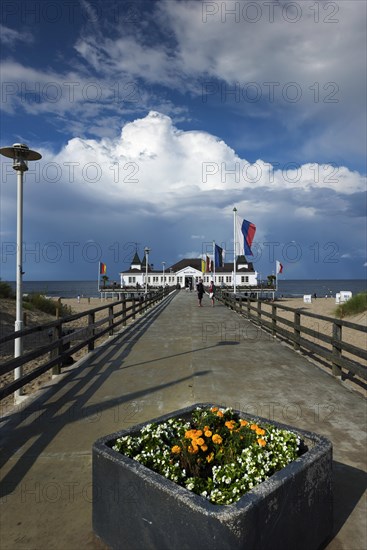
[206,452,214,463]
[211,407,219,413]
[201,444,208,452]
[250,424,258,431]
[212,434,223,445]
[195,437,205,446]
[256,427,266,436]
[257,438,266,447]
[204,429,212,437]
[188,444,199,454]
[185,429,202,439]
[225,420,236,430]
[217,411,224,418]
[171,445,181,454]
[240,420,248,427]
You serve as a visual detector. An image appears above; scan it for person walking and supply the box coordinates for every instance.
[196,278,204,307]
[209,280,216,306]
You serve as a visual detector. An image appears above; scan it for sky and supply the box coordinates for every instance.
[0,0,366,282]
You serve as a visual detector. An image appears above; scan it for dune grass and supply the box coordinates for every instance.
[334,292,367,318]
[0,281,15,299]
[23,293,72,317]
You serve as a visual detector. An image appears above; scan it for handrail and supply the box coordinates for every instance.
[216,290,367,385]
[0,287,176,400]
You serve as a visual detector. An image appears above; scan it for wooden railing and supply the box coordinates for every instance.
[0,287,176,400]
[217,291,367,386]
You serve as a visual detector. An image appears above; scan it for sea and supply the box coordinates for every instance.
[5,279,367,299]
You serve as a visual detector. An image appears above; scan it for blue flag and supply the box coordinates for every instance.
[214,244,224,267]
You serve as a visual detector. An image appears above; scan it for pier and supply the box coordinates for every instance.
[1,289,366,549]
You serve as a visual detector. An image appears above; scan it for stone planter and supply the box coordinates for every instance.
[93,404,332,550]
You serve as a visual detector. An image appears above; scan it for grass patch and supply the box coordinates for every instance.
[0,281,15,299]
[23,293,72,317]
[334,292,367,318]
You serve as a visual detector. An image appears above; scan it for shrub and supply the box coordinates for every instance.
[335,292,367,318]
[0,281,15,299]
[23,293,72,317]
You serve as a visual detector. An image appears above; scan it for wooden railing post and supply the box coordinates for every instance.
[272,304,277,337]
[257,300,262,322]
[132,297,136,320]
[51,322,63,375]
[332,321,343,378]
[247,298,251,318]
[294,311,301,350]
[122,298,127,327]
[109,305,114,336]
[88,312,95,351]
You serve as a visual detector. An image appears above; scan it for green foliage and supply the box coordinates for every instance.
[335,292,367,318]
[0,281,15,299]
[23,293,72,317]
[113,406,303,505]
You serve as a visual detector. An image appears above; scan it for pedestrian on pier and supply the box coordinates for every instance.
[209,280,216,306]
[196,278,204,307]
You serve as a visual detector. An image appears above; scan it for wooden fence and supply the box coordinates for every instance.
[218,291,367,387]
[0,287,175,401]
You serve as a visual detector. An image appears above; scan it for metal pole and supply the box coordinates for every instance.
[162,262,165,288]
[233,207,237,295]
[145,249,149,294]
[14,169,24,397]
[0,143,42,403]
[213,240,215,283]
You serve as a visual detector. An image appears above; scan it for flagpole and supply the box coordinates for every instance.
[213,240,215,283]
[233,207,237,294]
[98,261,101,296]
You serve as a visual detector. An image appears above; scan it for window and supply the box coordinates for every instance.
[128,276,136,283]
[226,276,231,283]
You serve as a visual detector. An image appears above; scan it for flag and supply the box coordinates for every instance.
[201,259,206,274]
[276,261,283,274]
[241,219,256,256]
[236,217,256,256]
[100,262,107,274]
[214,244,224,267]
[206,255,211,272]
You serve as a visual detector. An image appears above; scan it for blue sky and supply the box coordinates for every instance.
[0,0,366,282]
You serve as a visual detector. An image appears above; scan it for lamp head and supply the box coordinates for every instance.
[0,143,42,172]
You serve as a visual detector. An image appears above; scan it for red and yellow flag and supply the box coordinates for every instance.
[100,262,107,274]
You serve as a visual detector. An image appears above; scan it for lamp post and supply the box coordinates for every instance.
[144,247,150,294]
[162,261,166,289]
[0,143,42,400]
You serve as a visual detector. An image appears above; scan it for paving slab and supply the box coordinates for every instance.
[0,290,366,550]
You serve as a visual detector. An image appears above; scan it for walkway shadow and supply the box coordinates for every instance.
[331,460,367,540]
[1,292,210,497]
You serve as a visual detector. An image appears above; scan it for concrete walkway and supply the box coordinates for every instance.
[1,290,366,550]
